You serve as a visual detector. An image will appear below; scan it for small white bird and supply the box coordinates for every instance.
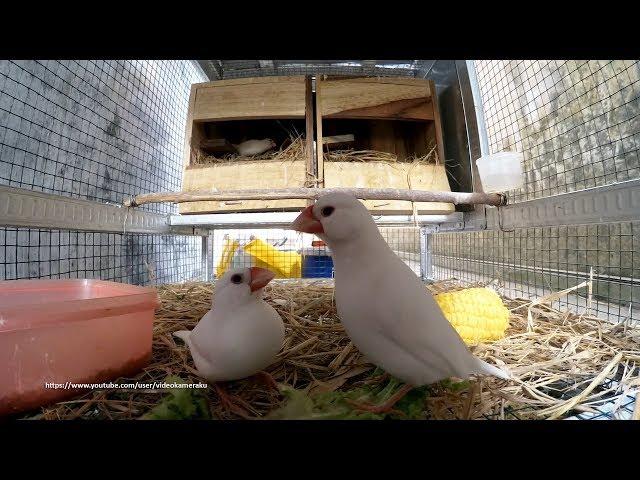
[174,267,284,415]
[233,138,277,156]
[291,193,510,413]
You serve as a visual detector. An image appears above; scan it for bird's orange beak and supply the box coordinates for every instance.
[249,267,275,292]
[291,205,324,234]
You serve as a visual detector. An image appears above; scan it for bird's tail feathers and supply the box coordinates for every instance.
[471,357,511,380]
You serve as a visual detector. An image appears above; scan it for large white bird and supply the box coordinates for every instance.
[174,266,284,415]
[291,192,510,412]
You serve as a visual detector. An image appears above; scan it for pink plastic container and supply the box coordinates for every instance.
[0,279,159,417]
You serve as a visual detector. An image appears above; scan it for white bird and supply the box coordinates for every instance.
[174,266,284,415]
[291,192,510,412]
[233,138,277,156]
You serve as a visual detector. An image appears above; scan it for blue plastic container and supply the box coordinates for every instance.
[301,248,334,278]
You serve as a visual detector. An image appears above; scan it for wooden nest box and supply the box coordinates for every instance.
[180,75,454,215]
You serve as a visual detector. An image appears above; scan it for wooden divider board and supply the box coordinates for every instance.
[316,77,435,121]
[179,76,452,215]
[324,162,455,214]
[316,76,451,214]
[191,76,307,121]
[180,161,308,213]
[180,76,310,214]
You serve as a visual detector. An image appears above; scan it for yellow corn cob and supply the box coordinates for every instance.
[434,287,510,345]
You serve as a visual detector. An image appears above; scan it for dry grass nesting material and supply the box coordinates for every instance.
[323,142,439,165]
[31,279,640,420]
[194,136,308,166]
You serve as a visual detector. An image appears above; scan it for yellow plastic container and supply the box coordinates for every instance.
[216,237,240,278]
[243,238,302,278]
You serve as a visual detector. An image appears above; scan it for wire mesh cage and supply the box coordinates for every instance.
[0,60,208,284]
[208,227,422,281]
[429,60,640,325]
[474,60,640,202]
[432,222,639,323]
[208,60,431,79]
[1,59,638,421]
[0,228,204,284]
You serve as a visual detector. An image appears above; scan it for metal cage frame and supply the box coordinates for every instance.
[1,59,638,419]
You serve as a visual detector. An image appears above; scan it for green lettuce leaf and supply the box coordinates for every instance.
[141,376,211,420]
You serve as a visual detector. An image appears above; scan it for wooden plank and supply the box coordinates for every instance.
[199,138,235,154]
[179,161,308,213]
[318,76,435,87]
[318,77,434,121]
[304,76,315,194]
[315,80,325,188]
[428,79,446,163]
[326,98,434,121]
[200,139,229,148]
[130,188,503,208]
[322,134,355,144]
[193,77,306,121]
[408,122,430,158]
[324,162,455,214]
[305,75,316,207]
[182,84,199,170]
[369,121,400,158]
[194,76,307,88]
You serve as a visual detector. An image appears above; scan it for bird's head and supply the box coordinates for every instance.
[291,192,377,246]
[214,266,275,306]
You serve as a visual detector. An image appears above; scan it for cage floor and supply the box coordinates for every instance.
[21,279,640,420]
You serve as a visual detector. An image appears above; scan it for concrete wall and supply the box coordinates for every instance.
[432,61,640,320]
[474,60,639,203]
[0,60,208,283]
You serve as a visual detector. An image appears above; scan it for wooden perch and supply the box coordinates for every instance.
[198,138,235,153]
[322,134,355,145]
[200,139,229,148]
[124,187,506,208]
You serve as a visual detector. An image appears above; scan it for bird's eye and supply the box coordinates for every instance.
[321,206,335,217]
[231,274,243,284]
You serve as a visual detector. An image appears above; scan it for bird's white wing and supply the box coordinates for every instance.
[189,309,221,363]
[364,259,476,382]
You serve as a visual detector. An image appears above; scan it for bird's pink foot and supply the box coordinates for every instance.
[214,383,252,419]
[252,370,281,393]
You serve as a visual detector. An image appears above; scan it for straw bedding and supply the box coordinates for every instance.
[194,136,308,165]
[323,142,439,164]
[193,136,439,167]
[29,279,639,420]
